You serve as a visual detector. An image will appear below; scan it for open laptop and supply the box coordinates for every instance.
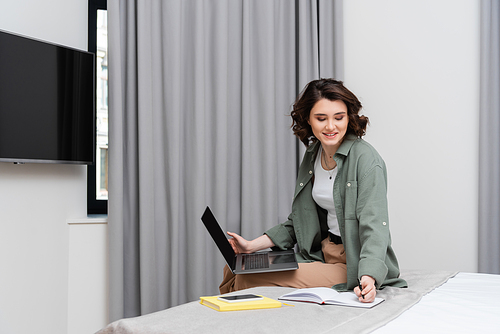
[201,206,298,274]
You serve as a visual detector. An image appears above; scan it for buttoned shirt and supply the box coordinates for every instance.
[265,134,408,291]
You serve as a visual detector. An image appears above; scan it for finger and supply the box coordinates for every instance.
[360,287,372,300]
[361,282,372,292]
[358,289,367,301]
[357,284,370,301]
[227,238,240,253]
[360,286,376,303]
[227,231,245,242]
[363,290,376,303]
[355,286,367,301]
[358,291,371,302]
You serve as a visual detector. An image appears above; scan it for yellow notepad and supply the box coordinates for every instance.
[200,295,282,312]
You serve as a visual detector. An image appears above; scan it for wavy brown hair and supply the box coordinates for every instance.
[291,78,369,146]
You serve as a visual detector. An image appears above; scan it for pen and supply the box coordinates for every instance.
[357,278,365,299]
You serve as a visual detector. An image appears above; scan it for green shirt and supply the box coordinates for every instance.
[265,134,407,291]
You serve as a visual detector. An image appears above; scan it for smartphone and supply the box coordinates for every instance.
[217,294,264,303]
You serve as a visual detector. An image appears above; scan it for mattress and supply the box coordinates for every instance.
[96,271,500,334]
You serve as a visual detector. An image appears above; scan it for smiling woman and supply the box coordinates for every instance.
[220,79,407,302]
[291,79,368,147]
[308,99,349,158]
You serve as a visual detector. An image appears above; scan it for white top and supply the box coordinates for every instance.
[311,148,340,236]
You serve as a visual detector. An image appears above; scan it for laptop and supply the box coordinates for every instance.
[201,206,298,274]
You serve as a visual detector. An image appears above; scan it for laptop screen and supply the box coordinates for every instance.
[201,207,236,268]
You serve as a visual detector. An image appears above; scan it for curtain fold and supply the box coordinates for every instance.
[479,0,500,275]
[108,0,343,321]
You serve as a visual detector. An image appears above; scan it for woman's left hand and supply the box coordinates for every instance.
[354,275,376,303]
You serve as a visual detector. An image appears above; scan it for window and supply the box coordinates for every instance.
[88,0,108,214]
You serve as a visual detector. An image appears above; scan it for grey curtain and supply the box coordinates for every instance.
[108,0,343,321]
[479,0,500,275]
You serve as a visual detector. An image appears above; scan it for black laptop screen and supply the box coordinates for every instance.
[201,207,236,268]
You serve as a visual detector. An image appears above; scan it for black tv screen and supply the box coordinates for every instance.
[0,30,95,164]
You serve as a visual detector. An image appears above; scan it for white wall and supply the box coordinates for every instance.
[344,0,480,272]
[0,1,108,334]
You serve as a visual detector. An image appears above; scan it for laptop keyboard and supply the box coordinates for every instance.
[242,253,270,270]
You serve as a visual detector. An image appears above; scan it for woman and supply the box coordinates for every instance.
[219,79,407,302]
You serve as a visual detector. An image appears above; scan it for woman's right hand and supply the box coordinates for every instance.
[227,232,252,254]
[226,232,275,254]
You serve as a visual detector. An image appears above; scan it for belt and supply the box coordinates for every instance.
[329,232,343,244]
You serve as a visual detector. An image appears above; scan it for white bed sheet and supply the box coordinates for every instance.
[373,272,500,333]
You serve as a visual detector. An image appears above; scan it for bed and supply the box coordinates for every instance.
[96,270,500,334]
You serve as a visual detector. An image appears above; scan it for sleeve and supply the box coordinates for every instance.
[356,164,390,288]
[264,212,297,250]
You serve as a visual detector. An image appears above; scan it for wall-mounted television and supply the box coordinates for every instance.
[0,29,95,165]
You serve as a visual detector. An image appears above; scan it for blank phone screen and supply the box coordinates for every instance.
[219,294,262,301]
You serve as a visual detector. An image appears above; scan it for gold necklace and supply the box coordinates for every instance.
[322,149,336,180]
